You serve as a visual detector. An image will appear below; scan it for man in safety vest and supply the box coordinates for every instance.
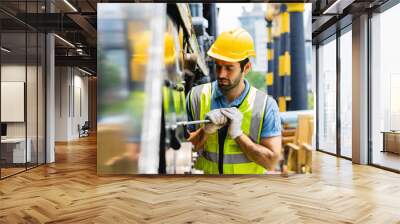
[186,28,282,174]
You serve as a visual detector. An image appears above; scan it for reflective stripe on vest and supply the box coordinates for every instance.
[189,82,269,174]
[201,150,251,164]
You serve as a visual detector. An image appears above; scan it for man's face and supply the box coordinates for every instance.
[215,59,243,92]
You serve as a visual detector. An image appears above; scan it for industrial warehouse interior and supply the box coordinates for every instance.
[1,0,400,223]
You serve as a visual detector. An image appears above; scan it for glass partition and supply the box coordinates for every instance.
[317,37,337,155]
[0,1,46,179]
[339,29,352,158]
[371,4,400,171]
[1,30,28,177]
[97,4,168,174]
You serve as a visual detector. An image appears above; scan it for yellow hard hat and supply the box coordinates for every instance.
[207,28,256,62]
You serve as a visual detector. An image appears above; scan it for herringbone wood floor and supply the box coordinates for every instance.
[1,135,400,223]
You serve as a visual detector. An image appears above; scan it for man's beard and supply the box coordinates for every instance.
[217,74,242,93]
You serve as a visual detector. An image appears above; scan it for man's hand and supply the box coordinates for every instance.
[204,109,228,134]
[221,107,243,139]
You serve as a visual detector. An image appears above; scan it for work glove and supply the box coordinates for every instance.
[204,109,228,134]
[221,107,243,139]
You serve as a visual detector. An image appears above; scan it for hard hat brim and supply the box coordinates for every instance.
[207,48,255,62]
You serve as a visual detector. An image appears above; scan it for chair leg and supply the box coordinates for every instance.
[288,149,298,173]
[305,148,312,173]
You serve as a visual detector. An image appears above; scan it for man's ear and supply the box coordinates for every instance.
[243,62,252,75]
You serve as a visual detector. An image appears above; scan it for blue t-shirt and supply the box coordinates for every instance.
[186,80,281,138]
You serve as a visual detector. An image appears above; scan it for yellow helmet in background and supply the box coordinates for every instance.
[163,32,176,65]
[130,31,177,66]
[129,31,177,81]
[207,28,256,62]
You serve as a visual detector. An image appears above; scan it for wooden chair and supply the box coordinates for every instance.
[283,114,313,174]
[78,121,90,138]
[282,128,296,145]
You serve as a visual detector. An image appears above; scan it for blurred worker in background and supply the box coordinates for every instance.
[186,28,282,174]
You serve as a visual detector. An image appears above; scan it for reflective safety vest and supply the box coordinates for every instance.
[189,82,270,174]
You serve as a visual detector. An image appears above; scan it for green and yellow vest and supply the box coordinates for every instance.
[189,82,270,174]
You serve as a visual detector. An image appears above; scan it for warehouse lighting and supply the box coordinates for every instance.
[1,47,11,53]
[76,48,83,55]
[63,0,78,12]
[78,67,93,76]
[54,34,75,48]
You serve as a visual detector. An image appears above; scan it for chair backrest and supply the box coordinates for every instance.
[83,121,90,129]
[294,114,314,145]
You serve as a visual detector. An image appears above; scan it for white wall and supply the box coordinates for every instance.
[55,67,89,141]
[1,82,25,122]
[73,73,89,136]
[55,67,69,141]
[1,65,26,133]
